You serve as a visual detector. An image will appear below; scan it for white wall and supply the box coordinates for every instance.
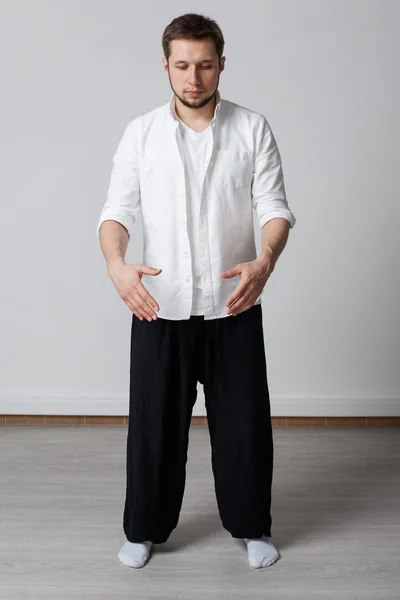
[1,0,398,417]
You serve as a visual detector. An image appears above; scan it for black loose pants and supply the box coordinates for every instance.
[123,303,274,544]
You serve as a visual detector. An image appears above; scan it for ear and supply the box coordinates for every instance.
[162,58,168,72]
[219,56,226,72]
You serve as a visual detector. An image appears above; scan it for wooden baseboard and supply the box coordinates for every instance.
[1,415,400,426]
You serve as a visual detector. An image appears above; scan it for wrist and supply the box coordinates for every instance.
[107,257,125,271]
[258,247,273,262]
[257,247,275,273]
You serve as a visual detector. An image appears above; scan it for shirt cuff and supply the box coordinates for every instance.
[259,211,296,229]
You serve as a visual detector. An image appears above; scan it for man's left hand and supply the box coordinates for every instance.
[221,252,275,316]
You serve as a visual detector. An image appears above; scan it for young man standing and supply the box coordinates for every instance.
[97,13,296,569]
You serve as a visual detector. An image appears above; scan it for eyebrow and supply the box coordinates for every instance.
[173,59,214,65]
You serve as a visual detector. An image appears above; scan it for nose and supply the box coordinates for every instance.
[188,67,200,85]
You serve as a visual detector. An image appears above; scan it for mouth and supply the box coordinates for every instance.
[187,91,202,96]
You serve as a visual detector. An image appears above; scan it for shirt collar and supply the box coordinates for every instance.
[168,89,221,123]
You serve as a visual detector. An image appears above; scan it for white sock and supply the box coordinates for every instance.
[117,540,152,568]
[243,535,280,568]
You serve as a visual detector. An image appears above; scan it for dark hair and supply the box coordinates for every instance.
[162,13,224,61]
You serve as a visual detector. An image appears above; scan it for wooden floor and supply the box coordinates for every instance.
[1,425,399,599]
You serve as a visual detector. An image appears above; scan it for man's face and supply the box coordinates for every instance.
[162,38,225,109]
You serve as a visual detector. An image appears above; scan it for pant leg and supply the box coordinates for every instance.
[123,313,200,544]
[202,303,274,539]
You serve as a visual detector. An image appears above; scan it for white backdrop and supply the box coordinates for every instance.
[0,0,398,417]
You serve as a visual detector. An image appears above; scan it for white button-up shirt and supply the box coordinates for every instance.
[96,90,296,320]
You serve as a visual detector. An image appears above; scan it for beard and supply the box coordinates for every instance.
[167,71,220,110]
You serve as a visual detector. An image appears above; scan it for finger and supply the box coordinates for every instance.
[230,306,247,316]
[228,295,250,315]
[130,297,152,321]
[226,296,242,310]
[132,295,157,321]
[226,280,248,307]
[129,286,158,320]
[136,281,160,312]
[125,298,144,320]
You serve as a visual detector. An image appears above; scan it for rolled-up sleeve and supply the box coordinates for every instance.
[251,115,296,229]
[96,120,141,240]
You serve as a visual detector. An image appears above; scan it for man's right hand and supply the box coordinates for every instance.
[107,260,162,321]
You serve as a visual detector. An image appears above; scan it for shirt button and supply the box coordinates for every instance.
[184,251,188,255]
[181,192,185,198]
[183,219,186,225]
[186,277,190,282]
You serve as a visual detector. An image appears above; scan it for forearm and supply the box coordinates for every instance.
[98,220,130,268]
[258,217,290,269]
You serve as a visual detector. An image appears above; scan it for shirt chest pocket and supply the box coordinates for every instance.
[212,149,252,189]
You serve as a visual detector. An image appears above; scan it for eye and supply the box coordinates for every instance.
[175,65,212,70]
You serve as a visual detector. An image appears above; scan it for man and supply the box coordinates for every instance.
[97,13,296,569]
